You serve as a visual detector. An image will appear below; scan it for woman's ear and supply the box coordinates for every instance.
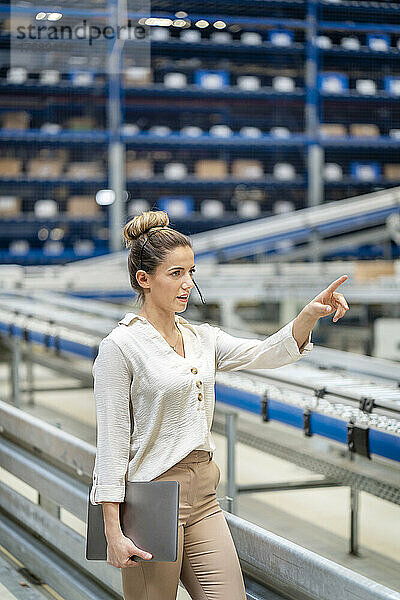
[136,270,150,290]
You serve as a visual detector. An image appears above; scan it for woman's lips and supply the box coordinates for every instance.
[177,296,188,302]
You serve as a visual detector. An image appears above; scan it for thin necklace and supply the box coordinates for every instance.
[139,313,182,351]
[169,323,181,351]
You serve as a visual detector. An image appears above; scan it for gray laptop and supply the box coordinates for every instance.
[86,480,180,562]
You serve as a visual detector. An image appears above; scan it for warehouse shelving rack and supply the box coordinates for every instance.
[0,0,399,263]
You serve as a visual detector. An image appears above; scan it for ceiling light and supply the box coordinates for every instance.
[144,17,172,26]
[213,21,226,29]
[195,19,209,29]
[48,12,62,21]
[35,12,47,20]
[173,19,187,27]
[96,189,115,206]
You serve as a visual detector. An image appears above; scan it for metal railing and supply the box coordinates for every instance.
[0,400,399,600]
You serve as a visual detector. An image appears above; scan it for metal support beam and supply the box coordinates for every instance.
[305,0,324,261]
[107,0,126,253]
[350,486,360,556]
[226,411,237,514]
[10,337,21,407]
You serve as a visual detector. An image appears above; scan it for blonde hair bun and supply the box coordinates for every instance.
[123,210,170,249]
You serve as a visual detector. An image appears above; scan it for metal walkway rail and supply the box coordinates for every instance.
[0,401,399,600]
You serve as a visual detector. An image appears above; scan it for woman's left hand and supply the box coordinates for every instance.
[306,275,350,322]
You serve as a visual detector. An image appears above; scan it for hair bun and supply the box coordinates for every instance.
[123,210,170,249]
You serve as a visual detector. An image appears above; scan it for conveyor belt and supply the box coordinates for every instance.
[0,292,398,462]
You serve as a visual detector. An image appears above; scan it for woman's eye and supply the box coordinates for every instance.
[172,269,196,276]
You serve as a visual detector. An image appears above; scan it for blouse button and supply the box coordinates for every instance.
[191,367,198,374]
[196,380,202,388]
[197,392,203,401]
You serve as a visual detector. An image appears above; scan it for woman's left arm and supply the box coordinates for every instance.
[292,274,350,350]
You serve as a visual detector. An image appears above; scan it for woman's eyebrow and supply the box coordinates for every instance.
[167,265,195,271]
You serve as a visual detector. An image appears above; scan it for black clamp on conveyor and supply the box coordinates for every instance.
[23,314,32,343]
[359,396,374,413]
[54,331,61,355]
[303,408,312,437]
[261,391,269,422]
[44,319,54,349]
[9,311,20,337]
[347,419,371,459]
[304,387,327,437]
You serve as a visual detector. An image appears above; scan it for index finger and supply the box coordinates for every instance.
[326,275,348,293]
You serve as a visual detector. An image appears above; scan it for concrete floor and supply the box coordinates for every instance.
[1,361,399,599]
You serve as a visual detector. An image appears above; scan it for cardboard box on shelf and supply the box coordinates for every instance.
[384,164,400,180]
[319,123,347,137]
[0,158,22,177]
[67,196,100,216]
[195,159,228,180]
[65,117,96,131]
[65,162,103,179]
[354,260,395,283]
[126,159,153,179]
[27,158,64,179]
[0,196,21,216]
[349,124,380,137]
[231,159,264,179]
[38,148,69,162]
[1,111,30,130]
[124,67,152,86]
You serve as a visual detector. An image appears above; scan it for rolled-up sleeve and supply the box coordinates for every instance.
[215,318,313,372]
[89,337,132,505]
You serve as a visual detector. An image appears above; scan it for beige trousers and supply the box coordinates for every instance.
[121,449,247,600]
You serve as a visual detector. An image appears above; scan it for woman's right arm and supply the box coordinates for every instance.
[91,337,152,566]
[102,501,123,540]
[91,337,132,505]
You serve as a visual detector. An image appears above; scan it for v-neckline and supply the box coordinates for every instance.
[140,315,188,360]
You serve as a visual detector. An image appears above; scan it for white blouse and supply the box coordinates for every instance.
[90,313,313,504]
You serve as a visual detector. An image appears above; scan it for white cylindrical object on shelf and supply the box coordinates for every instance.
[272,76,295,92]
[149,126,172,136]
[150,27,170,40]
[34,199,58,217]
[240,32,262,45]
[40,123,62,134]
[9,240,30,255]
[121,123,140,135]
[180,29,201,42]
[209,125,232,137]
[7,67,27,84]
[355,79,376,95]
[201,199,224,217]
[180,126,203,137]
[316,36,332,49]
[164,72,187,88]
[273,162,296,180]
[237,200,261,217]
[341,37,360,50]
[128,199,151,216]
[210,31,231,44]
[270,127,291,138]
[236,75,260,90]
[239,126,262,138]
[164,163,188,179]
[324,163,343,181]
[273,200,295,214]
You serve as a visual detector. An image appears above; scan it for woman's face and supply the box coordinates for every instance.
[137,245,196,312]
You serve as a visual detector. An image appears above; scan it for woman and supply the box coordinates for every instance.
[90,209,349,600]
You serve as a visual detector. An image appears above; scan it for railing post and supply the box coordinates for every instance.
[350,486,360,556]
[226,411,238,514]
[11,337,21,408]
